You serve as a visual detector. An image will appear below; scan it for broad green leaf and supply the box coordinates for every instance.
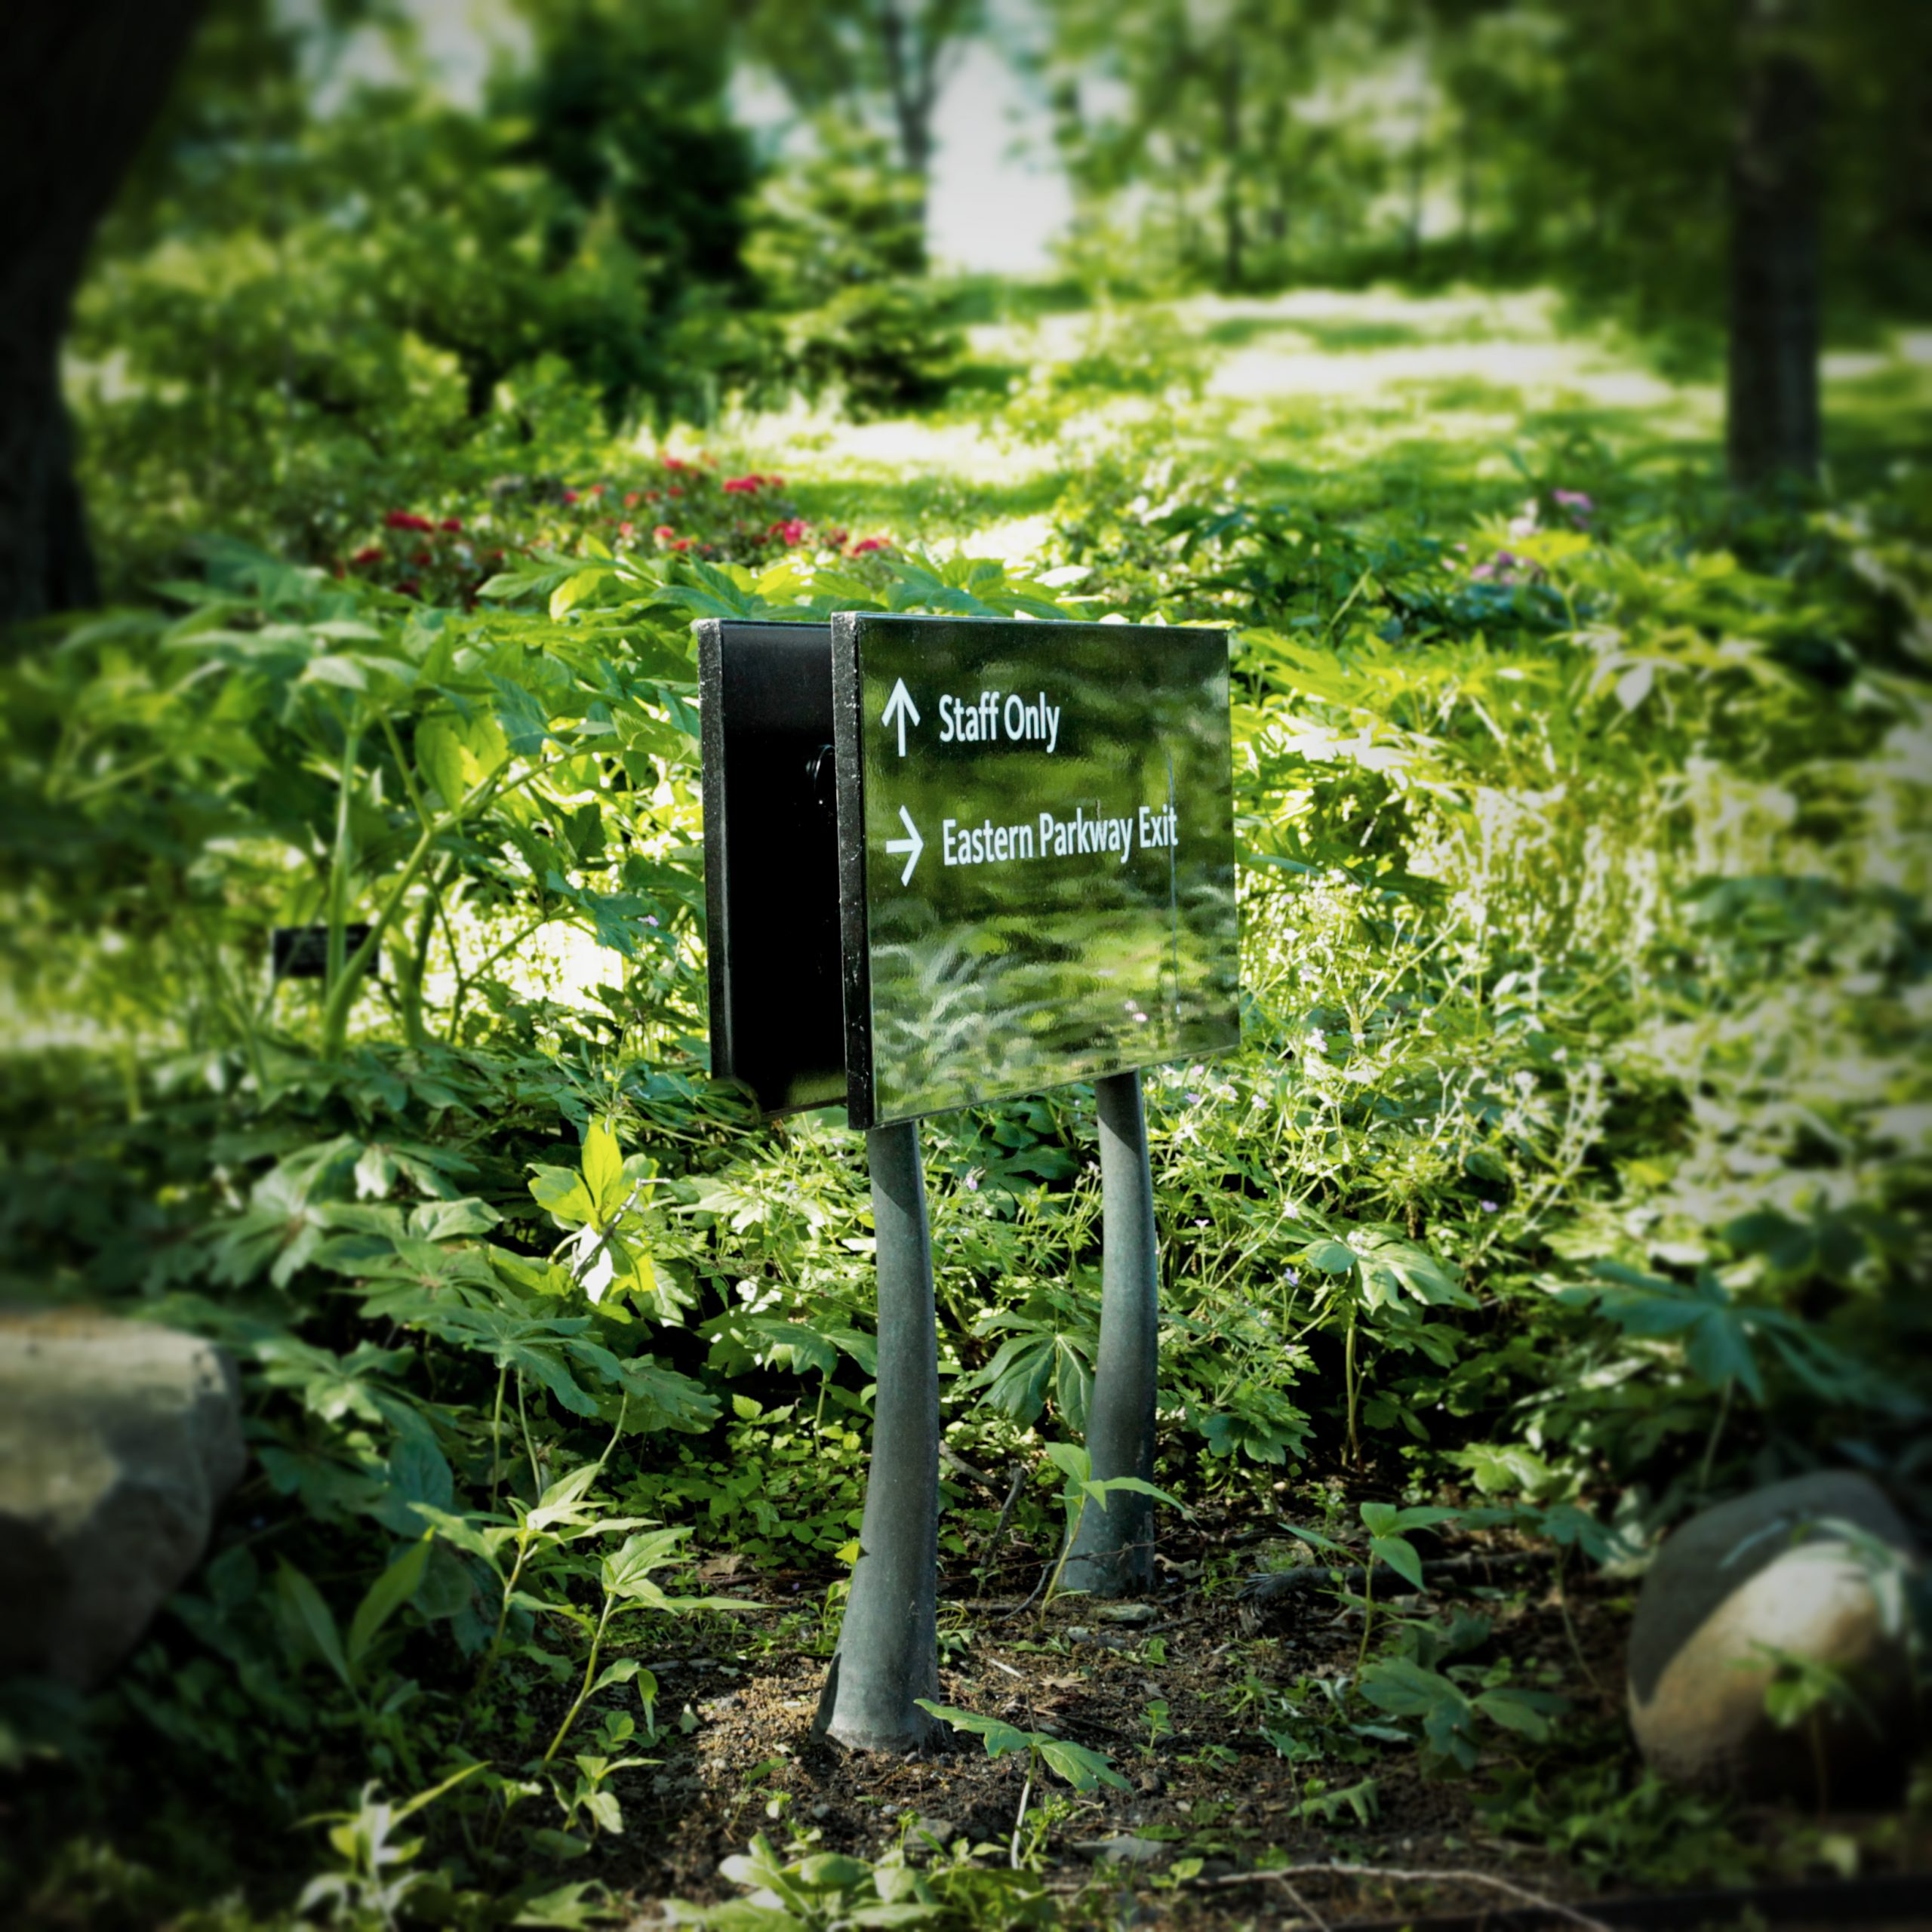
[582,1121,626,1220]
[1035,1736,1131,1792]
[1306,1240,1357,1275]
[346,1536,432,1666]
[275,1561,352,1689]
[1367,1533,1425,1592]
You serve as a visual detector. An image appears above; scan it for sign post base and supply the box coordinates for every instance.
[1063,1069,1160,1598]
[814,1121,940,1750]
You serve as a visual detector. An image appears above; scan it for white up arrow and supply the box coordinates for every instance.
[884,805,925,885]
[881,677,920,756]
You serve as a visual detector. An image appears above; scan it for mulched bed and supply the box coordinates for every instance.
[515,1505,1921,1925]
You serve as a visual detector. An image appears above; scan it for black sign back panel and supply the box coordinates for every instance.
[832,613,1238,1129]
[697,619,847,1114]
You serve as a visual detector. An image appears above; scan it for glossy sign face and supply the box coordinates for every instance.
[833,613,1239,1128]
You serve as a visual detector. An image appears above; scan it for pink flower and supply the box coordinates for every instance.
[623,491,641,509]
[850,537,888,555]
[768,518,808,546]
[561,489,580,506]
[382,511,435,533]
[1553,489,1593,514]
[661,454,689,472]
[723,475,762,495]
[618,521,636,542]
[654,525,676,542]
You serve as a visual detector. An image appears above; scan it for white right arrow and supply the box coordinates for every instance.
[884,805,924,885]
[881,678,921,757]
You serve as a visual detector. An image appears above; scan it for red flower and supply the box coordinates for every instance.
[670,538,692,552]
[440,517,463,533]
[350,545,384,566]
[618,521,636,542]
[826,528,849,547]
[723,475,761,495]
[661,454,689,472]
[623,491,641,509]
[397,578,420,598]
[667,486,682,498]
[561,489,580,506]
[411,549,432,566]
[383,510,435,533]
[654,525,677,542]
[586,485,604,499]
[644,490,660,503]
[850,537,889,555]
[768,518,808,546]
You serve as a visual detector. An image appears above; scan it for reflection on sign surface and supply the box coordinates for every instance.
[833,614,1239,1128]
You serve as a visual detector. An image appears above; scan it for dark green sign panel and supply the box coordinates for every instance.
[832,614,1238,1128]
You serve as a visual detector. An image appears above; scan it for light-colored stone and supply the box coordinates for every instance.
[0,1308,246,1687]
[1626,1472,1921,1801]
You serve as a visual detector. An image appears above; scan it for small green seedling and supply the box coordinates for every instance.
[1280,1500,1460,1666]
[1038,1442,1186,1616]
[918,1700,1129,1868]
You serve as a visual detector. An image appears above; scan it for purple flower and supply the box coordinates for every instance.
[1284,1267,1300,1287]
[1553,489,1593,513]
[645,915,660,928]
[964,1171,980,1192]
[1481,1199,1500,1213]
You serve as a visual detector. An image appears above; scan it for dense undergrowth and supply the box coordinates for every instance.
[5,299,1932,1928]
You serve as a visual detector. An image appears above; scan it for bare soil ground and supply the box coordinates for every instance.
[552,1507,1928,1927]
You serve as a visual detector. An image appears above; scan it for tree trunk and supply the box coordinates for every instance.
[1219,45,1244,291]
[0,1,204,628]
[876,0,937,233]
[1727,0,1820,488]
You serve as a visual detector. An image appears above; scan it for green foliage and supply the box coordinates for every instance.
[1356,1656,1567,1772]
[663,1832,1059,1931]
[916,1704,1131,1795]
[14,194,1932,1924]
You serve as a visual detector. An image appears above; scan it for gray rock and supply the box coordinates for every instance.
[1076,1835,1170,1866]
[0,1309,246,1687]
[1627,1471,1921,1801]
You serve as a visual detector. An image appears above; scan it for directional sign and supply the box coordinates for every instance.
[831,613,1238,1129]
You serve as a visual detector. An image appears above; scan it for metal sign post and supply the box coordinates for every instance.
[1063,1068,1160,1596]
[700,612,1237,1749]
[812,1121,940,1750]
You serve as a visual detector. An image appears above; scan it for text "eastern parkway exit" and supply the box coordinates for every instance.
[942,801,1180,869]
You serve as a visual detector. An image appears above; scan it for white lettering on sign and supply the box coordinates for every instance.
[1137,803,1178,850]
[942,817,1038,866]
[1037,805,1137,864]
[935,691,1061,753]
[917,799,1181,878]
